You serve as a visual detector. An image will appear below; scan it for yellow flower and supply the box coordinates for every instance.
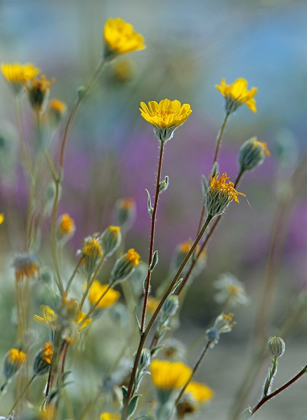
[3,349,27,379]
[0,213,4,224]
[125,248,140,267]
[150,360,192,390]
[58,213,75,239]
[147,296,160,313]
[252,138,270,156]
[34,305,58,329]
[100,414,120,420]
[13,254,40,282]
[103,18,145,60]
[81,236,103,274]
[1,62,40,94]
[140,99,192,142]
[185,381,214,403]
[27,75,55,113]
[40,342,53,364]
[216,78,258,114]
[48,99,67,126]
[209,173,245,204]
[88,280,120,308]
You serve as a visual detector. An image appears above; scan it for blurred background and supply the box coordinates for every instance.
[1,0,307,419]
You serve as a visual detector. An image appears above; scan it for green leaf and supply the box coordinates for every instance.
[149,250,159,271]
[145,189,153,217]
[128,394,141,417]
[159,175,169,193]
[134,306,142,335]
[201,174,208,196]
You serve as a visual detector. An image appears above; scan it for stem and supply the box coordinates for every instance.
[263,357,278,397]
[8,375,36,415]
[141,141,165,333]
[79,255,107,311]
[176,170,243,296]
[45,330,61,398]
[212,111,230,165]
[51,178,64,295]
[15,96,33,180]
[65,257,83,293]
[175,340,211,407]
[59,60,105,174]
[121,215,213,419]
[251,364,307,416]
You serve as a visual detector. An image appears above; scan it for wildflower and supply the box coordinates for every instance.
[57,213,75,243]
[268,337,285,358]
[0,213,4,224]
[239,137,270,172]
[101,225,122,256]
[140,99,192,142]
[111,248,141,283]
[206,313,236,347]
[114,198,136,230]
[205,172,245,218]
[214,273,250,307]
[147,296,160,313]
[33,305,58,331]
[172,240,206,276]
[185,381,214,403]
[103,18,145,61]
[26,75,54,114]
[150,360,192,390]
[100,414,120,420]
[33,342,53,376]
[111,59,135,83]
[13,253,39,282]
[215,78,258,114]
[1,62,40,94]
[47,99,67,127]
[3,349,26,379]
[88,280,120,308]
[80,236,103,274]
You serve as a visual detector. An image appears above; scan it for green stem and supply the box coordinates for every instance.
[121,215,213,420]
[8,375,36,415]
[263,357,278,398]
[65,257,83,293]
[141,140,165,333]
[212,111,230,164]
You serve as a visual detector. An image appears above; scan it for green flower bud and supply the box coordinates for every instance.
[110,248,140,283]
[33,343,53,376]
[161,295,179,317]
[239,137,270,172]
[114,198,136,231]
[101,225,121,256]
[3,349,26,379]
[267,336,285,358]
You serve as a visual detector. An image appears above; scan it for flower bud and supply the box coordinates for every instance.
[239,137,270,172]
[137,348,151,372]
[57,213,75,244]
[3,349,26,379]
[47,99,67,128]
[267,336,285,358]
[80,236,103,275]
[101,226,121,256]
[110,248,140,283]
[161,295,179,317]
[114,198,136,231]
[27,75,54,114]
[33,342,53,376]
[13,253,40,282]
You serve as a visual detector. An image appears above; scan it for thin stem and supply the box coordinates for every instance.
[79,256,107,311]
[263,356,278,397]
[251,364,307,416]
[51,178,64,295]
[8,374,36,415]
[213,111,230,165]
[176,170,244,296]
[14,96,33,180]
[121,215,213,419]
[141,141,165,333]
[175,340,211,407]
[65,257,83,293]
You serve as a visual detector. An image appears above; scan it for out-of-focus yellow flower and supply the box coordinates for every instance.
[100,414,120,420]
[1,62,40,94]
[0,213,4,224]
[27,75,54,113]
[111,59,135,83]
[185,381,214,403]
[57,213,75,243]
[33,305,58,330]
[33,342,53,376]
[13,254,40,282]
[103,18,145,60]
[3,349,27,379]
[215,78,258,114]
[114,198,136,230]
[140,99,192,142]
[150,360,192,390]
[48,99,67,126]
[147,296,160,313]
[88,280,120,308]
[81,236,103,274]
